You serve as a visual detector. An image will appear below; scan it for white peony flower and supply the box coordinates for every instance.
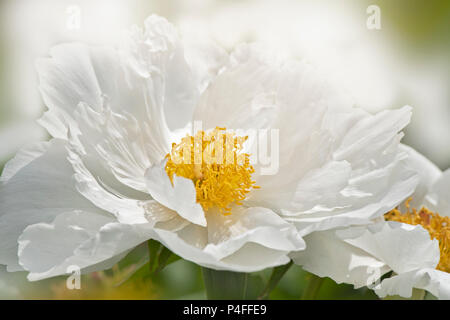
[0,15,418,280]
[291,145,450,299]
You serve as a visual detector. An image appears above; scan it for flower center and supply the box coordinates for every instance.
[385,198,450,273]
[164,127,259,214]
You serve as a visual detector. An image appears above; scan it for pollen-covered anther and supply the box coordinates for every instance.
[164,127,258,214]
[385,198,450,273]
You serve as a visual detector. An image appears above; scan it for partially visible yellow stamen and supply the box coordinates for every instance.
[165,127,258,215]
[385,197,450,273]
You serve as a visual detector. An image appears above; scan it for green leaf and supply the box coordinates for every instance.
[115,240,180,286]
[114,258,151,287]
[154,246,181,275]
[148,239,161,273]
[258,261,292,300]
[148,239,180,274]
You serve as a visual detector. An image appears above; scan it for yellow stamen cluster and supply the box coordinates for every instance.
[385,198,450,273]
[165,127,259,214]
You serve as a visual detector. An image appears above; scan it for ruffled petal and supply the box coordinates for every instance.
[18,211,153,281]
[67,121,149,225]
[399,144,442,208]
[376,268,450,300]
[0,141,50,183]
[36,43,104,139]
[427,169,450,216]
[292,221,440,289]
[141,205,304,272]
[182,36,229,93]
[192,44,281,130]
[204,206,305,260]
[121,15,199,130]
[18,210,113,278]
[0,139,109,271]
[37,43,162,139]
[68,100,164,194]
[271,106,418,235]
[340,221,439,274]
[290,229,390,288]
[151,227,293,273]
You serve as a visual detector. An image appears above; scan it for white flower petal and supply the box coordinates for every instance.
[154,215,191,233]
[152,227,292,273]
[182,36,229,93]
[0,139,108,271]
[292,221,440,289]
[36,39,178,139]
[376,268,450,300]
[69,100,166,193]
[19,212,154,281]
[145,160,206,227]
[0,141,50,183]
[290,229,390,288]
[340,221,439,274]
[18,210,113,276]
[193,44,281,130]
[142,200,191,232]
[284,156,419,236]
[37,17,198,144]
[399,144,442,208]
[175,223,208,249]
[204,206,305,260]
[36,43,104,139]
[67,136,148,225]
[427,169,450,216]
[135,205,304,272]
[121,15,199,131]
[219,242,291,271]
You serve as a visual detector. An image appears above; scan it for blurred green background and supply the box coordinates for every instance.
[0,0,448,299]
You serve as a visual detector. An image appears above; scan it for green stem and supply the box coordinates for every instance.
[202,267,249,300]
[301,273,324,300]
